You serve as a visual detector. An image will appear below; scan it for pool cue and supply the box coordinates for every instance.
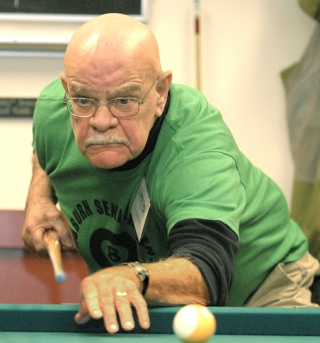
[194,0,202,91]
[43,230,66,283]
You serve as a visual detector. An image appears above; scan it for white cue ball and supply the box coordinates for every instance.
[173,304,216,343]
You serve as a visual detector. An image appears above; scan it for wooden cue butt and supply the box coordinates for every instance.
[43,230,66,283]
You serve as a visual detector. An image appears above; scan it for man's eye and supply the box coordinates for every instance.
[117,98,131,105]
[74,98,93,106]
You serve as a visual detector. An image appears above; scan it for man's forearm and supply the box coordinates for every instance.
[25,152,57,209]
[144,258,210,305]
[22,152,75,252]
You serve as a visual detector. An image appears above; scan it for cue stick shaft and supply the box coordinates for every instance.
[43,230,66,283]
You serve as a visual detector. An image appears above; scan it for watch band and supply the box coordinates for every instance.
[127,261,149,295]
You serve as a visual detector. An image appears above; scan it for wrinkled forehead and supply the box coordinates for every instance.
[67,33,153,72]
[66,81,144,99]
[64,44,158,95]
[65,16,160,73]
[63,16,161,95]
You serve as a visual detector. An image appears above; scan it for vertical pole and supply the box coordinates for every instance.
[194,0,202,91]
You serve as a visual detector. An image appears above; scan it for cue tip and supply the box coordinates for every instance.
[55,272,67,283]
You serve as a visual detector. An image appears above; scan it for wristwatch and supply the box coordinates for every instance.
[127,261,149,295]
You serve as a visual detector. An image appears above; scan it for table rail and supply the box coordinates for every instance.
[0,304,319,336]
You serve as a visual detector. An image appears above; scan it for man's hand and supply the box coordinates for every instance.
[22,203,74,255]
[75,265,150,333]
[22,151,75,255]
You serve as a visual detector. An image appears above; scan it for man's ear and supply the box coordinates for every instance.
[60,72,68,92]
[155,70,173,117]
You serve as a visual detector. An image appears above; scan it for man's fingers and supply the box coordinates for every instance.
[100,294,120,333]
[74,311,91,325]
[127,288,150,329]
[58,229,75,249]
[80,279,103,319]
[22,227,48,255]
[75,289,102,326]
[114,292,135,331]
[76,273,150,333]
[57,213,76,249]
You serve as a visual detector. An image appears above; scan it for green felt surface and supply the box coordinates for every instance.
[0,332,319,343]
[1,304,320,342]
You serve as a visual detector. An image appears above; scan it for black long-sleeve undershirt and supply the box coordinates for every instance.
[168,219,239,306]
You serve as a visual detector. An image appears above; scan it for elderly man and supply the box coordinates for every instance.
[22,13,319,334]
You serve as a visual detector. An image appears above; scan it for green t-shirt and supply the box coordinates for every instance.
[33,78,307,306]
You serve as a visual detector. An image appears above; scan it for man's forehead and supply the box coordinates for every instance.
[67,81,143,97]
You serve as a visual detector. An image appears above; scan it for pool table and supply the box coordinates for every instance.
[0,304,319,342]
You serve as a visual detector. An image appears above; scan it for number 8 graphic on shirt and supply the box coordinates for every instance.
[90,228,138,268]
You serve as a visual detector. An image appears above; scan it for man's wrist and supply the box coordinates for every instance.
[126,261,149,295]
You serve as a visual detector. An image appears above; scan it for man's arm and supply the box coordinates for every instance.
[75,257,208,333]
[168,219,238,305]
[22,151,74,253]
[145,258,209,304]
[75,219,237,333]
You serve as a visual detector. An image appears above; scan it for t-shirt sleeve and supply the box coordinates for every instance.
[168,218,239,305]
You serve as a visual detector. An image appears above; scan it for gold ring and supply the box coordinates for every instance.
[115,291,128,297]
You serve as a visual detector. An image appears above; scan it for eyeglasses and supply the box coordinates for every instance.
[62,78,159,118]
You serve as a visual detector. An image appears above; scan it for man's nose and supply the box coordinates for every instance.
[90,103,118,131]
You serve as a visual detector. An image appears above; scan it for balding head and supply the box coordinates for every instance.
[60,14,172,170]
[64,13,162,82]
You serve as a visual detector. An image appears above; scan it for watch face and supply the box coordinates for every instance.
[133,262,148,280]
[127,262,149,295]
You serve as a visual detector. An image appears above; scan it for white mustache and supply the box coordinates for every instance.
[84,135,130,148]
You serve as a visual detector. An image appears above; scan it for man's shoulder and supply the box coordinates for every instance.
[169,83,218,115]
[166,83,221,130]
[170,83,203,100]
[33,78,67,122]
[38,78,65,101]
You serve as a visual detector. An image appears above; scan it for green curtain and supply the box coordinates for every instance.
[281,1,320,261]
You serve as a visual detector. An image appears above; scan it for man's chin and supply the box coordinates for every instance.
[85,150,130,170]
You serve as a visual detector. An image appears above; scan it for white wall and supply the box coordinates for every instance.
[0,0,316,209]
